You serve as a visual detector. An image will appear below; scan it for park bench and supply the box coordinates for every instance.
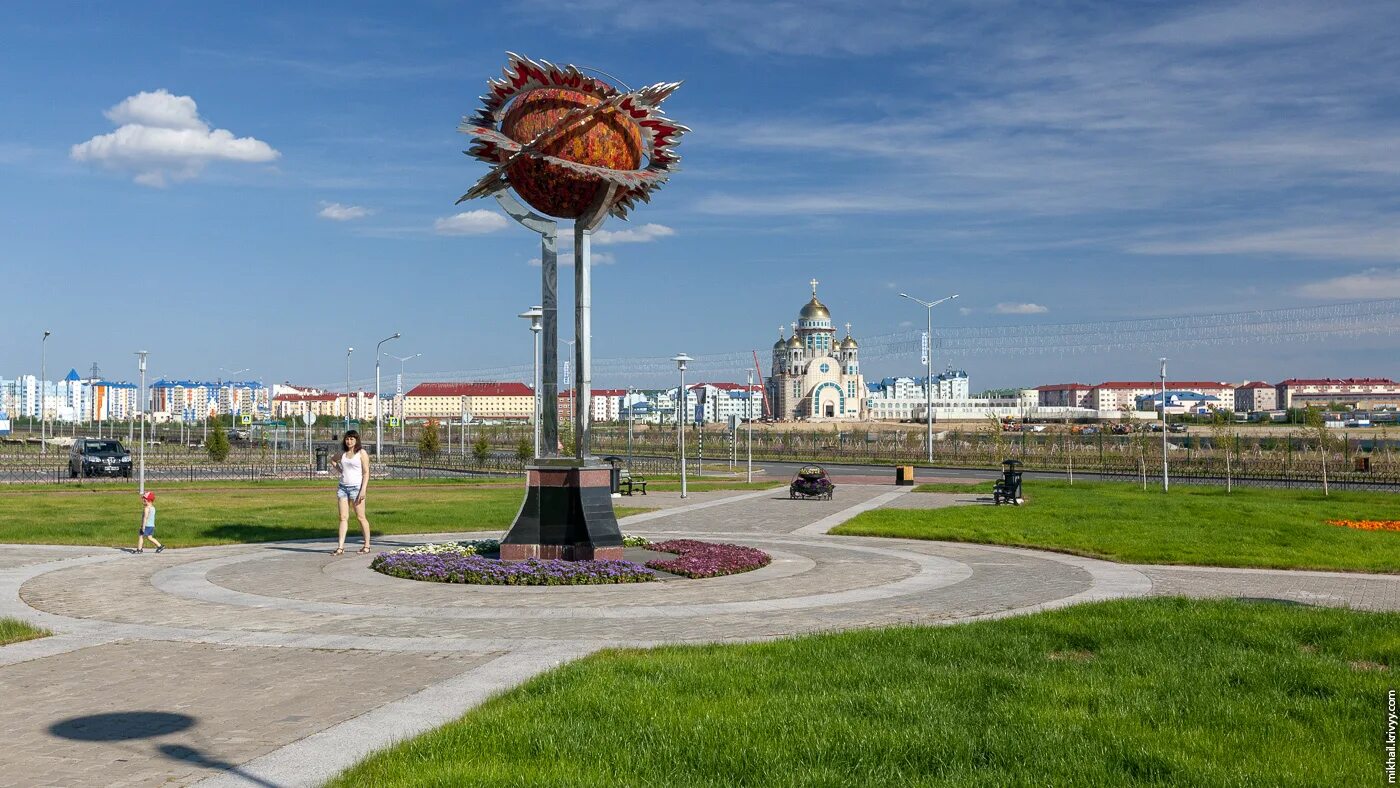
[992,459,1023,506]
[618,468,648,496]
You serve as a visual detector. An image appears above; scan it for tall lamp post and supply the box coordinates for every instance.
[386,352,421,443]
[344,347,354,432]
[136,351,148,494]
[1160,357,1169,492]
[374,333,401,456]
[217,367,249,436]
[746,370,754,483]
[898,292,959,464]
[673,354,692,498]
[518,306,543,458]
[40,330,51,455]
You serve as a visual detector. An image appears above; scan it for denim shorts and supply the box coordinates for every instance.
[140,525,155,536]
[337,483,361,501]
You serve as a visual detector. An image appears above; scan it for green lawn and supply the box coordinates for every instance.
[642,480,782,493]
[0,480,662,548]
[331,598,1397,787]
[835,481,1400,572]
[0,617,49,646]
[914,481,995,493]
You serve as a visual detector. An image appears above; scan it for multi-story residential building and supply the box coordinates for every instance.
[1233,381,1277,413]
[89,381,140,422]
[404,382,533,422]
[272,393,342,420]
[557,389,628,424]
[1035,383,1095,409]
[150,380,270,422]
[865,372,974,421]
[1275,378,1400,410]
[1087,381,1235,413]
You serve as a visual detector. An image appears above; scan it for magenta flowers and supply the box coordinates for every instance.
[371,553,657,585]
[645,539,771,579]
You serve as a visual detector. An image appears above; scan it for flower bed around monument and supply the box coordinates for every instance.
[644,539,772,579]
[371,553,657,585]
[1327,519,1400,533]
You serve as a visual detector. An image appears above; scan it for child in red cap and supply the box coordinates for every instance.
[136,491,164,554]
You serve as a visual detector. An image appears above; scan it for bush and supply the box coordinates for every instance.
[206,419,230,461]
[418,419,441,459]
[472,434,491,466]
[515,436,533,465]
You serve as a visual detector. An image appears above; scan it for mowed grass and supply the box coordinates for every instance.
[0,617,49,646]
[914,480,995,493]
[331,598,1398,787]
[834,481,1400,572]
[0,482,527,547]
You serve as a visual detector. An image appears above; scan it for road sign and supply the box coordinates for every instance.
[921,331,930,367]
[240,414,252,425]
[302,410,314,426]
[462,412,472,425]
[562,361,571,386]
[389,417,400,428]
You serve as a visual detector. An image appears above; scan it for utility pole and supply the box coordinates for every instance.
[1160,357,1169,492]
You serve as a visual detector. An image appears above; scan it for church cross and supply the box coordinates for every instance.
[809,278,819,296]
[845,322,851,335]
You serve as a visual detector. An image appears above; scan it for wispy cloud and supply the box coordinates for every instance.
[528,251,617,267]
[1298,268,1400,299]
[994,303,1049,315]
[433,210,508,235]
[317,202,371,221]
[1129,224,1400,262]
[592,223,675,245]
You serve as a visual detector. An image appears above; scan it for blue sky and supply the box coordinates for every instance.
[3,1,1398,391]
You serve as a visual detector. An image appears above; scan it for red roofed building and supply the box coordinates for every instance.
[1089,381,1235,412]
[1275,378,1400,409]
[1035,383,1094,409]
[404,382,533,421]
[1233,381,1276,412]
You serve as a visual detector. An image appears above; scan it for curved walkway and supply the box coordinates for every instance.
[0,484,1395,787]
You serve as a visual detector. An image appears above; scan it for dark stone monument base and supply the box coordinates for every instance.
[501,459,624,562]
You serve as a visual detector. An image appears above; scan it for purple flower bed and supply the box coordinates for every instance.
[645,539,772,579]
[371,552,657,585]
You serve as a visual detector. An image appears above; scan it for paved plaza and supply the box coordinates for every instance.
[1,483,1397,787]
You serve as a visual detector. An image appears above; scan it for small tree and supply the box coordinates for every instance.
[515,436,533,465]
[206,418,230,462]
[472,433,491,466]
[1208,408,1236,493]
[1303,406,1337,495]
[418,418,441,460]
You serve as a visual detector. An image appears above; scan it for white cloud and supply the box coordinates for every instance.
[1298,269,1400,299]
[994,302,1049,315]
[70,89,279,186]
[433,210,508,235]
[318,202,371,221]
[591,223,675,245]
[528,251,617,267]
[958,307,974,316]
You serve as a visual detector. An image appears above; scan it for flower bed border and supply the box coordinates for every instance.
[1327,519,1400,533]
[371,553,657,585]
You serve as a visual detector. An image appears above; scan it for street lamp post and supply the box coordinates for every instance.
[673,354,692,498]
[518,307,543,458]
[746,370,754,483]
[374,333,401,456]
[345,347,354,432]
[898,292,960,465]
[40,330,51,455]
[386,353,421,444]
[136,351,148,495]
[1160,357,1169,492]
[627,386,635,472]
[215,367,248,443]
[565,337,576,451]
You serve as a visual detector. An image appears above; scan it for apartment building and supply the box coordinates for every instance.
[1275,378,1400,409]
[1233,381,1277,412]
[403,382,533,421]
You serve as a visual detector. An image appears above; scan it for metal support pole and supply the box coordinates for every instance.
[345,348,353,432]
[574,223,592,459]
[40,331,50,455]
[375,333,400,457]
[495,192,559,458]
[627,386,634,471]
[673,354,692,498]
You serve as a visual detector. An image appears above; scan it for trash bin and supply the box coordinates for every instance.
[895,465,916,486]
[602,456,623,494]
[315,446,329,473]
[1355,456,1371,473]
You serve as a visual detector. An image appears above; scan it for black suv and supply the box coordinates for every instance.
[69,438,133,478]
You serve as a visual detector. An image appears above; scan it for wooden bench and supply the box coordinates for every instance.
[619,468,648,496]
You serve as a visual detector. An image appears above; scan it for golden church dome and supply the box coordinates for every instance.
[799,297,830,320]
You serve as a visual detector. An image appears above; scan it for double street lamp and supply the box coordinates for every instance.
[898,292,959,465]
[518,307,543,458]
[345,347,354,432]
[386,352,421,443]
[40,330,51,455]
[374,333,402,456]
[672,354,692,498]
[136,351,148,494]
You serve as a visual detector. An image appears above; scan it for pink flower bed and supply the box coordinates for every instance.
[645,539,771,579]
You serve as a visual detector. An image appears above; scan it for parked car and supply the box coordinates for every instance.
[1168,423,1187,433]
[68,438,132,478]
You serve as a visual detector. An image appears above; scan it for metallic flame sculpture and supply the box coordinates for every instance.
[456,54,687,562]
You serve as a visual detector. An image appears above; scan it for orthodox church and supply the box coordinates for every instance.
[767,280,867,420]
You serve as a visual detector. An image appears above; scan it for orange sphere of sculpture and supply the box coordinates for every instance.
[500,88,644,219]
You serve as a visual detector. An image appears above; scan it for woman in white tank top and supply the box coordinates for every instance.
[329,430,372,555]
